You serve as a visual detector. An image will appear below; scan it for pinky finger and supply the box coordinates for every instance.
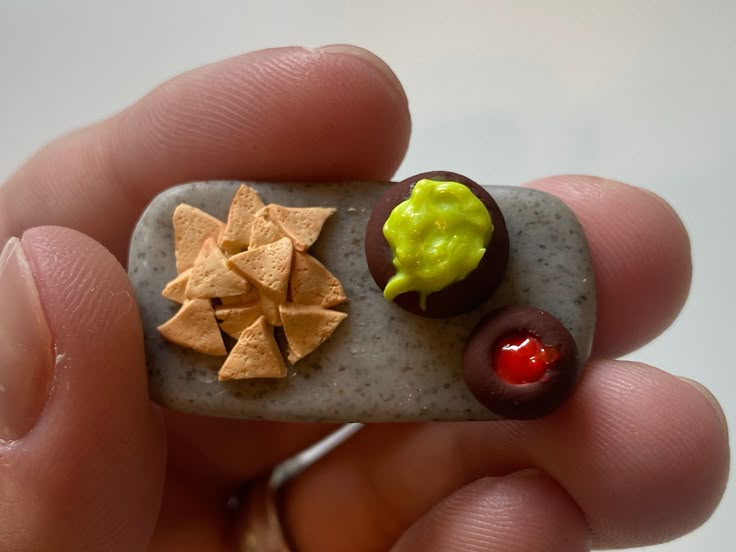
[391,471,590,552]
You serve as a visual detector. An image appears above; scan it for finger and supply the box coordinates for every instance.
[0,45,410,260]
[163,411,337,488]
[525,175,691,358]
[283,363,728,551]
[149,472,232,552]
[0,228,166,550]
[391,472,590,552]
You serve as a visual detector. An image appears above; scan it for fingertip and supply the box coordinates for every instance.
[392,471,590,552]
[317,44,409,106]
[678,376,729,435]
[20,225,161,445]
[0,226,166,551]
[114,44,411,191]
[525,176,692,358]
[530,360,730,547]
[3,45,412,262]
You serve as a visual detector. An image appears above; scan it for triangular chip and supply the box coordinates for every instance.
[218,316,287,380]
[219,287,260,306]
[259,292,282,327]
[279,303,347,363]
[219,185,265,253]
[267,205,336,251]
[185,238,250,299]
[228,237,293,303]
[249,209,288,249]
[162,269,191,303]
[173,204,225,273]
[158,299,226,356]
[215,303,263,338]
[290,252,348,308]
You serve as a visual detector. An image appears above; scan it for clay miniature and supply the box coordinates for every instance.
[128,176,595,422]
[365,171,508,317]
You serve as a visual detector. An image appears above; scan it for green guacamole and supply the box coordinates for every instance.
[382,178,493,310]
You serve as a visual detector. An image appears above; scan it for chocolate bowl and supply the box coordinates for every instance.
[128,179,595,422]
[464,305,580,419]
[365,171,509,318]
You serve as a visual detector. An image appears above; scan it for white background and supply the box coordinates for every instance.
[1,1,734,550]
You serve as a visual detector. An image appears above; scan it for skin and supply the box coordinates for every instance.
[0,45,728,551]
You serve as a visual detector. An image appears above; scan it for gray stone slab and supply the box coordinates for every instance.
[128,181,595,422]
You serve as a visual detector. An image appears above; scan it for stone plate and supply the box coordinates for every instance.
[128,181,595,422]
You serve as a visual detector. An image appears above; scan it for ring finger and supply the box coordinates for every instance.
[283,359,727,551]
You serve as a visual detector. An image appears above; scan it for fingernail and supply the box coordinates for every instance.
[317,44,407,104]
[0,238,53,441]
[678,377,728,433]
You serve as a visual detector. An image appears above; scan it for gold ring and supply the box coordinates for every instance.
[235,424,363,552]
[235,476,291,552]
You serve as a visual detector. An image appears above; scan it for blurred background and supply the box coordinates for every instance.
[1,1,733,550]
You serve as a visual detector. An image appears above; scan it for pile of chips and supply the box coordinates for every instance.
[157,185,348,380]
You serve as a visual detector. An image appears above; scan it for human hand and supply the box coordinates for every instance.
[0,45,728,551]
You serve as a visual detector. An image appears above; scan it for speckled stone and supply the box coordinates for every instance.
[128,181,595,422]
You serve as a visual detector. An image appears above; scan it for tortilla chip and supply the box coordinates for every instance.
[218,316,287,380]
[219,184,265,253]
[279,303,347,363]
[259,292,282,327]
[158,299,226,356]
[219,287,260,306]
[249,209,288,249]
[228,237,293,303]
[162,269,191,303]
[267,205,336,251]
[215,303,263,338]
[290,252,348,308]
[173,204,225,273]
[185,238,250,299]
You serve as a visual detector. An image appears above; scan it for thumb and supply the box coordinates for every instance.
[0,227,166,551]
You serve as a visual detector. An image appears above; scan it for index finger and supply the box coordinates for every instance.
[0,45,411,260]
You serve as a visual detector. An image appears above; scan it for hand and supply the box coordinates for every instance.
[0,45,727,551]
